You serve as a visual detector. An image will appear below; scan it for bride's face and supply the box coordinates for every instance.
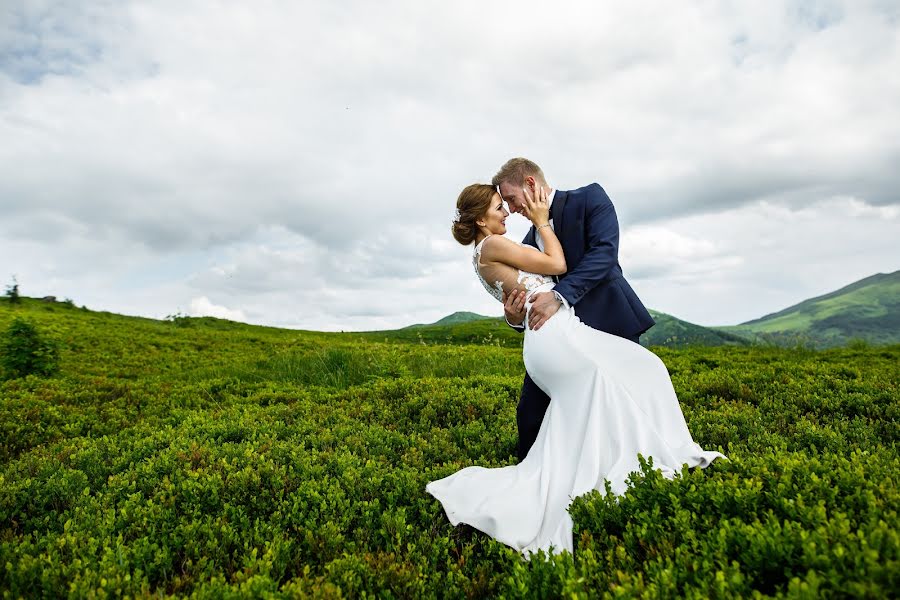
[479,192,509,236]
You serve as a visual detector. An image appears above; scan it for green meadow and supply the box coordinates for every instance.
[1,297,898,598]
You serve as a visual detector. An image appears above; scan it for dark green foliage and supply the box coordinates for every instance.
[561,447,900,598]
[0,298,897,597]
[0,316,59,379]
[165,310,194,328]
[4,276,20,304]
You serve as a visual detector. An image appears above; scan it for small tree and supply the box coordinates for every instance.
[165,311,193,327]
[5,276,20,304]
[1,317,60,379]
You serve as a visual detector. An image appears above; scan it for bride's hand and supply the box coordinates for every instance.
[521,183,550,227]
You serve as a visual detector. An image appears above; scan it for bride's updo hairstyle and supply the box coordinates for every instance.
[452,183,495,245]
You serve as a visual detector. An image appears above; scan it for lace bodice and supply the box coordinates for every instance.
[473,235,555,303]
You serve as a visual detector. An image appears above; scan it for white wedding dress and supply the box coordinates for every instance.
[425,234,726,558]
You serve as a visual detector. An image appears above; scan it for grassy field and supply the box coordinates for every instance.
[1,297,898,597]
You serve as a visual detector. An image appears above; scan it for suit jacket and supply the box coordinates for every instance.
[516,183,655,339]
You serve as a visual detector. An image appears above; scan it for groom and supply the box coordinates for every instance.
[493,157,656,462]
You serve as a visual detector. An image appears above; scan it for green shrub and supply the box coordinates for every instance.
[165,311,194,327]
[4,276,20,304]
[0,317,60,378]
[0,299,897,597]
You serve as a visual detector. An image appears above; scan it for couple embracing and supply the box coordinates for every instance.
[426,158,726,558]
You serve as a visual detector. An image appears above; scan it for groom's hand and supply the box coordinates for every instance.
[529,292,561,331]
[503,289,527,327]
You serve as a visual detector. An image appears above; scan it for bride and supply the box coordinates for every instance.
[425,182,726,558]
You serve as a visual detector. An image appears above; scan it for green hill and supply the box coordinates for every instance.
[402,311,494,329]
[720,270,900,348]
[432,311,493,326]
[366,315,521,347]
[644,310,750,347]
[373,310,747,349]
[370,269,900,349]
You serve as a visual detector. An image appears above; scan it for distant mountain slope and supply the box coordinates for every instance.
[381,310,747,348]
[401,311,493,329]
[394,270,900,349]
[720,270,900,347]
[366,316,522,346]
[431,311,494,326]
[644,310,750,347]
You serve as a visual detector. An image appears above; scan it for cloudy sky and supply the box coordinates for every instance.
[2,1,898,331]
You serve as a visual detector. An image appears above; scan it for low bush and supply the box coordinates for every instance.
[4,277,20,304]
[0,316,60,379]
[0,300,897,597]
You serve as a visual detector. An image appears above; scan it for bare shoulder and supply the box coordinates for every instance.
[480,235,519,259]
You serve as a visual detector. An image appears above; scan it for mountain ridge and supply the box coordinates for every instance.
[415,269,899,348]
[740,270,899,326]
[723,269,899,347]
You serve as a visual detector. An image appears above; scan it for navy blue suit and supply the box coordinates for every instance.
[512,183,655,461]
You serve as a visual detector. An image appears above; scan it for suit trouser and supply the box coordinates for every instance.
[516,333,641,462]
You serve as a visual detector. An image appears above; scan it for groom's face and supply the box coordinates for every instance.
[498,177,534,217]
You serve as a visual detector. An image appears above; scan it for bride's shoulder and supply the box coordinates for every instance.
[480,236,539,265]
[479,234,516,255]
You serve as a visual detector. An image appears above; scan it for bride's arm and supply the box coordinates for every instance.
[480,232,566,275]
[483,184,566,275]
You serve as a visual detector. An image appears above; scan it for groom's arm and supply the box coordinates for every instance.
[552,184,619,307]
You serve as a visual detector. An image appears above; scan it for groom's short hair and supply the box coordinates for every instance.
[492,157,546,188]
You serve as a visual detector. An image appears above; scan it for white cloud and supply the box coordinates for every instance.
[621,227,742,282]
[623,195,900,326]
[1,1,898,331]
[188,296,247,322]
